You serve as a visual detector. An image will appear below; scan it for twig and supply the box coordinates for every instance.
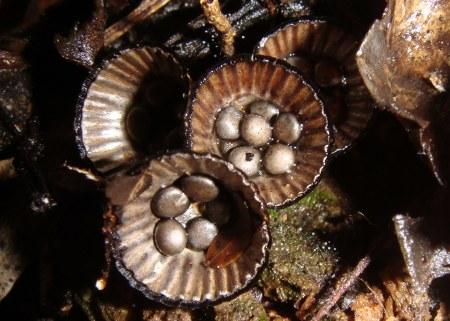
[360,279,387,316]
[63,162,102,182]
[304,254,371,321]
[200,0,236,56]
[104,0,171,46]
[166,0,311,60]
[96,207,116,291]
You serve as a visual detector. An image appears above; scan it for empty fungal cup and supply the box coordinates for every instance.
[75,46,190,174]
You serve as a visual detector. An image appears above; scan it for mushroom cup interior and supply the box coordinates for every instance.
[78,47,189,174]
[187,57,331,207]
[111,153,270,306]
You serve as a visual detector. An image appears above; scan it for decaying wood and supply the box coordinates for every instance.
[200,0,236,56]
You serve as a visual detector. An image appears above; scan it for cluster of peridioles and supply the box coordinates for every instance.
[215,99,303,177]
[151,175,230,256]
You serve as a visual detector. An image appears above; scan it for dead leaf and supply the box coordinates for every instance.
[393,214,450,296]
[356,0,450,184]
[351,288,384,321]
[205,195,253,268]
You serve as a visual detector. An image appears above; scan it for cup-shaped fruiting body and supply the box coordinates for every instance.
[107,152,269,306]
[255,19,374,154]
[185,56,330,207]
[75,46,190,174]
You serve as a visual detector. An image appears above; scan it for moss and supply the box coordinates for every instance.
[268,208,279,220]
[214,290,268,321]
[267,180,344,230]
[297,185,339,209]
[260,211,339,303]
[257,314,270,321]
[259,180,357,304]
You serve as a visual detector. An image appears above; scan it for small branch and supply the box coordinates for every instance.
[104,0,171,46]
[303,255,371,321]
[63,162,102,183]
[200,0,236,56]
[96,207,116,291]
[166,0,311,61]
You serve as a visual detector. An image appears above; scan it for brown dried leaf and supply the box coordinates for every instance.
[205,197,253,268]
[351,288,384,321]
[323,260,441,321]
[379,263,432,321]
[393,214,450,295]
[357,0,450,183]
[205,227,252,268]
